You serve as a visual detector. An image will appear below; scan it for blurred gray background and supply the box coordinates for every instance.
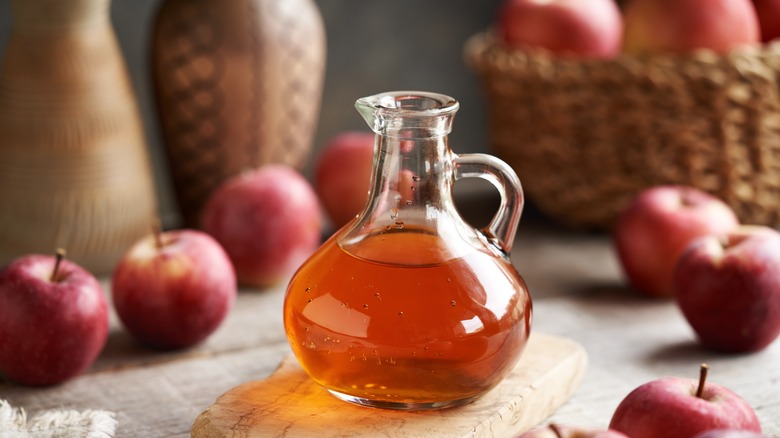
[0,0,505,223]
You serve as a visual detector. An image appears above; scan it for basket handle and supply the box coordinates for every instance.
[453,153,524,254]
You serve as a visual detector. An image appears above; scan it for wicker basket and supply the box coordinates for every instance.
[465,32,780,229]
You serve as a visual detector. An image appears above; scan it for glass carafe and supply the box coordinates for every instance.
[283,91,532,410]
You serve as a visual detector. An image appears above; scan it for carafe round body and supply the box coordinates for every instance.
[284,227,531,409]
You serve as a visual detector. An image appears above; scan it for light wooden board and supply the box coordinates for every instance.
[191,332,587,438]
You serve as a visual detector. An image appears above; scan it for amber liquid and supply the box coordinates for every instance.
[283,229,532,408]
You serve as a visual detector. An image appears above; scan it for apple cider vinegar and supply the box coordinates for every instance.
[284,230,531,408]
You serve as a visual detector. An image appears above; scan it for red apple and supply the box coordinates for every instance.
[613,185,739,297]
[201,165,323,287]
[752,0,780,42]
[314,131,375,229]
[497,0,623,59]
[673,225,780,353]
[0,249,108,386]
[610,364,762,438]
[622,0,760,54]
[112,227,236,350]
[519,424,629,437]
[694,430,768,438]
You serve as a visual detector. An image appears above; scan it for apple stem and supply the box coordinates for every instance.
[51,248,66,282]
[152,219,164,250]
[696,363,709,398]
[549,424,564,438]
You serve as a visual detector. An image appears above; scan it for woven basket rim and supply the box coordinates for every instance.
[464,31,780,74]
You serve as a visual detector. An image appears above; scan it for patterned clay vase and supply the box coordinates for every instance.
[0,0,158,274]
[151,0,326,227]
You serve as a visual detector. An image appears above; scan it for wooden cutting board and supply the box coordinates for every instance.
[191,333,587,438]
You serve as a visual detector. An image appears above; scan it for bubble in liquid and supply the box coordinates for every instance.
[450,300,456,307]
[363,304,369,309]
[304,326,310,332]
[307,299,312,304]
[305,287,311,293]
[374,293,382,301]
[307,342,316,349]
[398,311,405,317]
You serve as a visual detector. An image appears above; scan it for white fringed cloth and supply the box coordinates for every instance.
[0,399,116,438]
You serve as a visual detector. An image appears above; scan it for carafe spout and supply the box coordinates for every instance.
[355,91,459,137]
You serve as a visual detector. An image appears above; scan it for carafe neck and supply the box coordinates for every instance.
[369,128,455,226]
[340,91,469,258]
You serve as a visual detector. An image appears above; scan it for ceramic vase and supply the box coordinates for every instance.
[0,0,158,274]
[151,0,326,227]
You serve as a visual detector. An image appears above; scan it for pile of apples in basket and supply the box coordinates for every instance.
[498,0,778,58]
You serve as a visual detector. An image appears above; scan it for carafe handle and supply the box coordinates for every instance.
[453,153,524,254]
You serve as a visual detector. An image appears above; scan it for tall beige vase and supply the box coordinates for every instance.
[152,0,326,228]
[0,0,158,274]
